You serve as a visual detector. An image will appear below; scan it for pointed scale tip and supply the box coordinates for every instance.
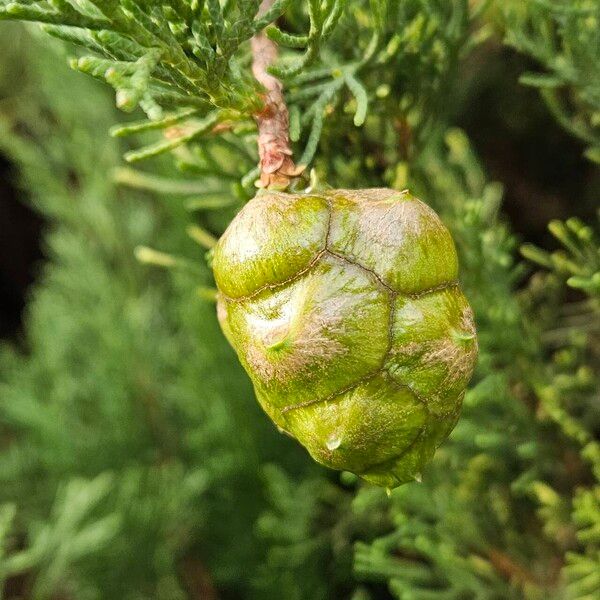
[326,434,342,451]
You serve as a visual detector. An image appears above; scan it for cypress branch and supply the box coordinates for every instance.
[250,0,301,188]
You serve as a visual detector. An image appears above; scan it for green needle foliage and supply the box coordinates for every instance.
[0,0,489,185]
[502,0,600,164]
[0,0,599,599]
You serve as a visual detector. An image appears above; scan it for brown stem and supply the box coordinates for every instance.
[251,0,302,188]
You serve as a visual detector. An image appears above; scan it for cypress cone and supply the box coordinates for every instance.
[213,188,478,488]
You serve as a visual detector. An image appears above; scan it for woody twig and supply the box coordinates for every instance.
[251,0,303,188]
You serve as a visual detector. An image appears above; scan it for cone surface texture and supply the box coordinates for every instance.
[213,189,478,488]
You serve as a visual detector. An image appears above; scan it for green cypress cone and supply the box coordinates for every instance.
[213,188,478,488]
